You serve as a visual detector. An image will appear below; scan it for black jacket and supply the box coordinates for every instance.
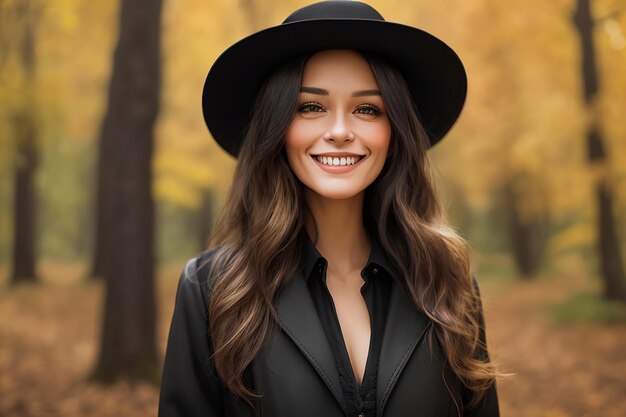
[158,248,499,417]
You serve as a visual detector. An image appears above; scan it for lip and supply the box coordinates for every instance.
[309,153,367,174]
[312,152,365,157]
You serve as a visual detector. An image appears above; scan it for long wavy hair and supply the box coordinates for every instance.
[206,51,498,412]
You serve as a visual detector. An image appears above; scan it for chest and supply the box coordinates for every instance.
[249,319,458,417]
[325,274,372,385]
[242,269,461,417]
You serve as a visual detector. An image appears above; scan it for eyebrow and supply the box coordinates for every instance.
[300,86,382,97]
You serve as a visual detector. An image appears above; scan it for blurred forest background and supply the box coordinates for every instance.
[1,0,625,416]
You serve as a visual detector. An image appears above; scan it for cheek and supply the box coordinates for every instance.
[365,123,392,158]
[284,124,299,160]
[284,121,310,175]
[285,121,307,155]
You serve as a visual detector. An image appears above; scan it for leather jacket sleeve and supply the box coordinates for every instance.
[158,257,225,417]
[462,277,500,417]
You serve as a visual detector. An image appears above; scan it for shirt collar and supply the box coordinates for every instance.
[299,228,399,282]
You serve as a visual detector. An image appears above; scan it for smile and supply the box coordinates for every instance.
[312,155,365,166]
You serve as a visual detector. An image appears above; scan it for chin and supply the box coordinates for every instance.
[306,184,367,201]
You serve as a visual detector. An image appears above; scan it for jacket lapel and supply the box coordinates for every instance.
[275,270,346,413]
[377,279,431,417]
[275,268,431,417]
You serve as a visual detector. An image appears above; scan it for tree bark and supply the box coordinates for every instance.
[11,0,38,284]
[503,181,548,278]
[90,180,105,279]
[573,0,626,301]
[91,0,163,382]
[90,105,110,280]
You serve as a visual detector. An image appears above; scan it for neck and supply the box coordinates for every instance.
[304,189,371,277]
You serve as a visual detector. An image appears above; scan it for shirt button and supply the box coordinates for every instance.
[372,267,379,274]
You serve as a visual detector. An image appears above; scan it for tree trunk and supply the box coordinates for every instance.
[11,0,38,284]
[90,118,109,280]
[573,0,626,301]
[91,0,163,382]
[90,186,105,279]
[503,181,548,279]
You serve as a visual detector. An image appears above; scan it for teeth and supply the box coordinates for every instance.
[315,156,362,166]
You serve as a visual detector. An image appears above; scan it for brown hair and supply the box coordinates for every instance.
[206,51,498,412]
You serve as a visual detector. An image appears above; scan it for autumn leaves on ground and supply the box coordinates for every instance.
[1,254,625,417]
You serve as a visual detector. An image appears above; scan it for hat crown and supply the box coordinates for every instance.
[283,1,384,24]
[204,1,467,156]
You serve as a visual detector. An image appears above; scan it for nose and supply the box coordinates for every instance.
[324,111,354,143]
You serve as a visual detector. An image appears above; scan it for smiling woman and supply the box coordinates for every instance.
[159,2,500,417]
[285,50,391,200]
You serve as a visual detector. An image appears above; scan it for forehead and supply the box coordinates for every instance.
[301,49,379,87]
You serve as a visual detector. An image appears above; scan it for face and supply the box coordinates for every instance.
[285,49,391,201]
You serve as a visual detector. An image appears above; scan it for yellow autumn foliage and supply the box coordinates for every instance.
[0,0,624,257]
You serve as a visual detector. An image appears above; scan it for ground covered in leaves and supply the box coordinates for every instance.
[1,254,625,417]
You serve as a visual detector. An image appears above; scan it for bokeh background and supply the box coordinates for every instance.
[1,0,625,416]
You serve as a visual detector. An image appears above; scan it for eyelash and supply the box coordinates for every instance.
[298,102,325,113]
[297,102,382,115]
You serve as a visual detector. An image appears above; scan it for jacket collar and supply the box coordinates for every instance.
[276,230,431,417]
[299,229,398,284]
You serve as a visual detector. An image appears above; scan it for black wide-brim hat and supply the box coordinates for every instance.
[202,0,467,157]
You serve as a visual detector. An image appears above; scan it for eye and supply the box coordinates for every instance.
[355,104,382,116]
[297,102,325,113]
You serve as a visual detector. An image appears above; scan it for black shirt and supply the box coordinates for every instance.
[300,233,396,417]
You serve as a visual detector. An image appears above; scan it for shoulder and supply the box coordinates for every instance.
[471,275,481,293]
[175,246,223,311]
[470,275,486,311]
[182,246,221,282]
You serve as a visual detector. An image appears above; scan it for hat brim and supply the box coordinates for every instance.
[202,18,467,157]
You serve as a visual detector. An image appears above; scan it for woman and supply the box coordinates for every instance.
[159,2,500,417]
